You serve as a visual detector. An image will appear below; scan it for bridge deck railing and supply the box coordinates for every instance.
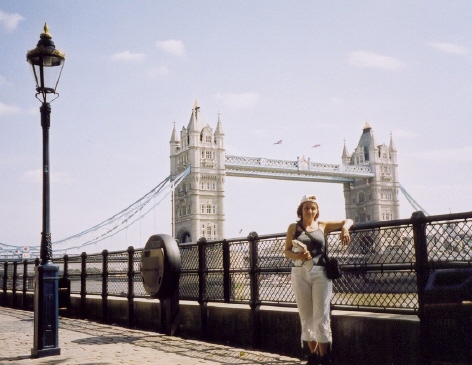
[225,155,373,175]
[2,211,472,318]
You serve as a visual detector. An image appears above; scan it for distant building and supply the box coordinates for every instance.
[169,101,225,243]
[342,122,400,222]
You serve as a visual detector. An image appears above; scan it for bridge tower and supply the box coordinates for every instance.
[342,122,400,222]
[169,101,226,243]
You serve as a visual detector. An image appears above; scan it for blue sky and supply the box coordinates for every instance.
[1,1,471,254]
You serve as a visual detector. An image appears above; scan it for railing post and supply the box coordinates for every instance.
[247,231,261,349]
[198,237,208,339]
[127,246,135,328]
[57,255,71,317]
[22,259,28,310]
[223,239,231,303]
[12,261,18,308]
[62,255,69,279]
[80,252,87,319]
[412,211,429,365]
[59,254,71,317]
[3,262,8,304]
[102,249,109,323]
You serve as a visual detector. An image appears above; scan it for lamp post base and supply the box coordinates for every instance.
[31,261,61,358]
[31,347,61,358]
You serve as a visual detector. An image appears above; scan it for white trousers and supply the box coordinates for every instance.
[291,265,332,344]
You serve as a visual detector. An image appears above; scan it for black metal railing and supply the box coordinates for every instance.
[2,211,472,318]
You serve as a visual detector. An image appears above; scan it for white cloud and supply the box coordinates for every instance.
[111,51,145,62]
[0,10,24,31]
[148,66,169,77]
[155,40,185,56]
[415,146,472,162]
[214,92,259,110]
[0,102,21,116]
[348,51,405,70]
[428,42,469,55]
[22,169,73,184]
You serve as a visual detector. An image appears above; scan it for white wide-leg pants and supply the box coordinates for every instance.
[291,265,332,344]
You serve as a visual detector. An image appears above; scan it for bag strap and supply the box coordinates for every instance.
[296,221,324,248]
[296,221,328,265]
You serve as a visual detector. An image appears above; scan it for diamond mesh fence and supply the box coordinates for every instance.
[426,219,472,264]
[67,255,82,294]
[325,224,419,311]
[3,213,472,315]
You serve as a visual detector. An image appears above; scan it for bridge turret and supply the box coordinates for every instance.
[171,102,226,244]
[214,112,224,148]
[187,100,201,148]
[169,122,180,152]
[169,122,181,177]
[389,132,397,164]
[343,123,400,223]
[341,139,350,164]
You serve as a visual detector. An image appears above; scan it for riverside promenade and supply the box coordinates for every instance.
[0,307,303,365]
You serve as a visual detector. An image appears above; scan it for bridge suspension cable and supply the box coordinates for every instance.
[7,167,191,256]
[50,166,191,253]
[399,183,429,216]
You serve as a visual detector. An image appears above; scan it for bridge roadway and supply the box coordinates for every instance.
[0,306,304,365]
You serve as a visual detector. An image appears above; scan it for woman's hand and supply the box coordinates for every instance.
[300,250,312,261]
[340,227,351,245]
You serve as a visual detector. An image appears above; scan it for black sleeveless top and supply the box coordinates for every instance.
[293,222,325,262]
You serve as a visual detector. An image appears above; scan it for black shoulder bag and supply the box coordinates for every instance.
[321,248,342,280]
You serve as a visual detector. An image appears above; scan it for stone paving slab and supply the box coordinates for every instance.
[0,307,303,365]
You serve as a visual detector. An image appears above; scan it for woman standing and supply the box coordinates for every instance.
[284,195,353,365]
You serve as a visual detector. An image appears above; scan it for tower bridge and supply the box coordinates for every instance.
[170,101,400,244]
[0,101,404,257]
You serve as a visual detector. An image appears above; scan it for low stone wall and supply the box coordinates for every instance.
[0,292,420,364]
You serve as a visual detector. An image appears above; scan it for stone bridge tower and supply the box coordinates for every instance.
[169,101,225,243]
[342,122,400,223]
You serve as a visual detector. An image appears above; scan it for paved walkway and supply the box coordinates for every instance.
[0,307,303,365]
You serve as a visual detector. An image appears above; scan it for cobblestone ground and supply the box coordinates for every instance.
[0,307,303,365]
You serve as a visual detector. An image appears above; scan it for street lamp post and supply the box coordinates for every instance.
[27,23,65,358]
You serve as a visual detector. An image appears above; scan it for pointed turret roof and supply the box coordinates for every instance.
[215,112,224,135]
[342,139,349,158]
[358,122,375,150]
[188,100,200,132]
[389,131,397,152]
[169,120,179,143]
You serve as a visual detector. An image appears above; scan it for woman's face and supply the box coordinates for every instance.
[302,201,318,221]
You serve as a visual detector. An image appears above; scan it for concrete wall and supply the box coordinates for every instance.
[0,292,420,364]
